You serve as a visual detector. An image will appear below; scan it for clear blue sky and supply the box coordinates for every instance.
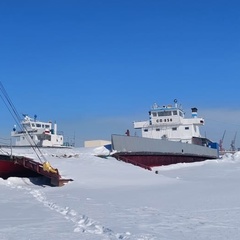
[0,0,240,148]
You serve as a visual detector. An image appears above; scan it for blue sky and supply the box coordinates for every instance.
[0,0,240,147]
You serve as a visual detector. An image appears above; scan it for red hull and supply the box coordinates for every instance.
[0,155,40,179]
[0,154,73,186]
[112,152,216,170]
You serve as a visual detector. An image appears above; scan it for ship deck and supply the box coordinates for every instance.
[0,154,73,187]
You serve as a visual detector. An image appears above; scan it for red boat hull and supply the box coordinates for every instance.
[112,152,216,170]
[0,154,40,179]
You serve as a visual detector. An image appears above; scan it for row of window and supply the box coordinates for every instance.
[24,123,51,129]
[144,127,190,132]
[21,136,62,141]
[151,110,183,117]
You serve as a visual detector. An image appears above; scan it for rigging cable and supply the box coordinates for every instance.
[0,82,46,163]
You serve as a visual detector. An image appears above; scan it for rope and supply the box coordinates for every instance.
[0,81,46,163]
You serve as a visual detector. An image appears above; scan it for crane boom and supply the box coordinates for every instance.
[219,130,226,152]
[230,132,237,152]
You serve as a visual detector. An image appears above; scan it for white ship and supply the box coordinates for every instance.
[11,114,64,147]
[111,99,219,169]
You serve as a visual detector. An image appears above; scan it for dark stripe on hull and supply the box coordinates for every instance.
[112,152,216,170]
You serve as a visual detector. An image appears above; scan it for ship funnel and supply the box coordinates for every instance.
[174,99,178,107]
[54,121,57,135]
[191,107,198,118]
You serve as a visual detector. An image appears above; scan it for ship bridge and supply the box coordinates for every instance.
[133,100,205,144]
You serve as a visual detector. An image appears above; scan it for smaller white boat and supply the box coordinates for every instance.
[11,114,64,147]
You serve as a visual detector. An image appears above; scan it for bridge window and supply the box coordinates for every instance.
[152,112,157,117]
[173,110,177,115]
[158,111,172,116]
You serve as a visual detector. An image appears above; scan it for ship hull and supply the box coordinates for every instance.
[111,134,219,169]
[0,154,40,179]
[112,152,217,170]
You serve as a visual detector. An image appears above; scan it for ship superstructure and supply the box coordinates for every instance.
[134,99,205,144]
[11,115,64,147]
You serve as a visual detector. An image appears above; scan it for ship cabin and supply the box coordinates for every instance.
[22,116,52,133]
[133,101,206,145]
[11,115,64,147]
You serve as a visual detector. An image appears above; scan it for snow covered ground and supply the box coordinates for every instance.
[1,146,240,240]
